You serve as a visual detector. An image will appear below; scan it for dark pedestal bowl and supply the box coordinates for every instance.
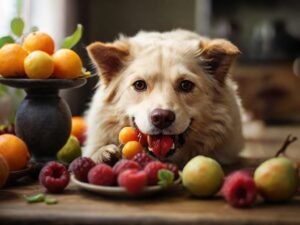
[0,76,91,164]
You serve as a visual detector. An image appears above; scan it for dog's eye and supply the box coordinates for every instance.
[133,80,147,91]
[178,80,195,92]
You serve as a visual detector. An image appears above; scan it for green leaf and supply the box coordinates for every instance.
[24,193,45,203]
[0,36,15,48]
[45,197,58,205]
[61,24,83,49]
[11,17,24,37]
[158,169,174,188]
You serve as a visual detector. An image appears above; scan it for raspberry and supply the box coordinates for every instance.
[222,170,257,208]
[112,159,140,177]
[69,157,96,182]
[118,169,147,195]
[144,161,167,185]
[132,152,153,168]
[165,163,179,179]
[88,164,115,186]
[39,161,70,193]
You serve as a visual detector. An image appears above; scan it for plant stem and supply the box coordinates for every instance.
[275,135,298,157]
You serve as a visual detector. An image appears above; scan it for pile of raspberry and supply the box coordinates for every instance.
[69,152,179,195]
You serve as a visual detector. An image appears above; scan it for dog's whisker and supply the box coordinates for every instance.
[187,125,199,134]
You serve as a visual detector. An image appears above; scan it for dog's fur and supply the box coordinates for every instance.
[83,29,244,168]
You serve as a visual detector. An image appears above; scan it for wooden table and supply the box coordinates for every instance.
[1,124,300,225]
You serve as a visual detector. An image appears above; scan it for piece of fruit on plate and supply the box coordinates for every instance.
[70,153,181,196]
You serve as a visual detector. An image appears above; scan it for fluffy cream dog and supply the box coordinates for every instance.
[83,29,244,168]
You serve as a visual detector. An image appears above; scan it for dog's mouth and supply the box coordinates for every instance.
[146,134,185,159]
[132,118,189,160]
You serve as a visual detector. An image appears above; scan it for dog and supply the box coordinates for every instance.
[83,29,244,168]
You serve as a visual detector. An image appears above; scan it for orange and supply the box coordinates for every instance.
[71,116,87,145]
[24,51,54,79]
[0,155,9,188]
[0,134,30,171]
[0,44,28,77]
[122,141,143,159]
[52,49,83,79]
[119,127,138,144]
[23,31,55,55]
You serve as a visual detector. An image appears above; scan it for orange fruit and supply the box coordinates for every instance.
[119,127,139,144]
[71,117,87,145]
[24,51,54,79]
[0,134,30,171]
[0,154,9,188]
[23,31,55,55]
[122,141,143,159]
[52,49,83,79]
[0,44,28,77]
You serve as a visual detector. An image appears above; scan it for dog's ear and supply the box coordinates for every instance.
[87,41,129,84]
[199,39,240,84]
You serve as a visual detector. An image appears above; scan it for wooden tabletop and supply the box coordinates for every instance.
[1,123,300,225]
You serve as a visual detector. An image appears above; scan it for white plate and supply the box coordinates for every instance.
[71,174,181,197]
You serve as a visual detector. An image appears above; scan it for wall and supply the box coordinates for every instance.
[84,0,197,42]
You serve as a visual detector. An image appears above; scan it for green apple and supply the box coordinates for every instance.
[57,135,82,164]
[254,157,298,202]
[182,155,224,197]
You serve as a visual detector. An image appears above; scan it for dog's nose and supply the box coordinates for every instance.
[150,108,176,129]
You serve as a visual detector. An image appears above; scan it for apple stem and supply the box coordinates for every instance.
[275,135,298,157]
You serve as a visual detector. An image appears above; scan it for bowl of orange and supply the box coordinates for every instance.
[0,29,94,165]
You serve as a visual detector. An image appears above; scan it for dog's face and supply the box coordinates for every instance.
[87,30,240,159]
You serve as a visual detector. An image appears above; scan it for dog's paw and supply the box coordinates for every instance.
[91,144,121,165]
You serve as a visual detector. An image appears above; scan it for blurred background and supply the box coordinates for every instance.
[1,0,300,126]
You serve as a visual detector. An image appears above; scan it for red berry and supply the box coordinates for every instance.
[118,169,147,195]
[39,161,70,193]
[165,163,179,179]
[222,171,257,208]
[132,152,153,168]
[113,159,140,177]
[69,157,96,182]
[148,135,173,158]
[144,161,167,185]
[88,164,115,186]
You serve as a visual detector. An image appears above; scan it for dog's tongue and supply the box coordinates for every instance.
[147,135,173,158]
